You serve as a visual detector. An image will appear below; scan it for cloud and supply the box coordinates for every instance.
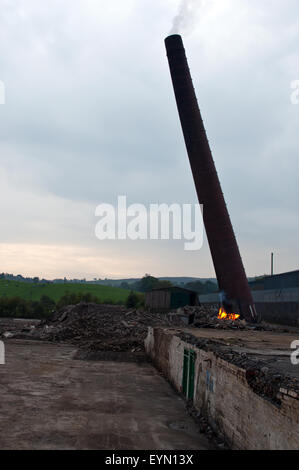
[0,0,298,278]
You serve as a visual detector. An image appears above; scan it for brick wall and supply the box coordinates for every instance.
[145,327,299,450]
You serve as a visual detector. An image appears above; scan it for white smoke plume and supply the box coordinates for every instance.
[169,0,202,36]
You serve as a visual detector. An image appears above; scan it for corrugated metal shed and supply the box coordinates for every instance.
[250,270,299,291]
[145,286,199,313]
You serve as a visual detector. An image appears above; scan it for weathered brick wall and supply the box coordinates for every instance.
[145,327,299,450]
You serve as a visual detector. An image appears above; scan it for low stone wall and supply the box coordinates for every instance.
[198,287,299,326]
[145,327,299,450]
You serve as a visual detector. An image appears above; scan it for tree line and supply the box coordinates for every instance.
[120,274,218,295]
[0,291,144,319]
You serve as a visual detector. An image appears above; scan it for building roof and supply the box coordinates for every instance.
[250,269,299,282]
[149,286,198,295]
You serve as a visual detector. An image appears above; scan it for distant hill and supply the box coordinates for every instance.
[1,272,258,289]
[158,277,217,285]
[0,273,219,289]
[94,277,218,287]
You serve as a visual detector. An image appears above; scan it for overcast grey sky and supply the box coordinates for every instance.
[0,0,298,280]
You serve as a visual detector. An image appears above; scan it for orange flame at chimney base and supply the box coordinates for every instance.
[218,307,240,321]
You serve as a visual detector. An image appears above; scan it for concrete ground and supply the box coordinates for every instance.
[0,340,213,450]
[183,327,299,379]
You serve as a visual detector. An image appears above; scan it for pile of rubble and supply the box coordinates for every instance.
[1,302,280,358]
[0,318,40,338]
[173,305,248,330]
[174,305,278,331]
[7,302,184,353]
[1,302,277,349]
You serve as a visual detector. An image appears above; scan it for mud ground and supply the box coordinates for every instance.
[0,339,213,450]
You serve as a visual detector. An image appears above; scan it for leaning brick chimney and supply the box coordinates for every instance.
[165,34,257,322]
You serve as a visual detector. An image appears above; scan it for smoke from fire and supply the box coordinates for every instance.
[169,0,203,36]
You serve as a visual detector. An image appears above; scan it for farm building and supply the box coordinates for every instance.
[249,269,299,291]
[145,286,199,313]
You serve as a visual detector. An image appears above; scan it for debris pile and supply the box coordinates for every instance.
[175,305,248,330]
[1,303,279,349]
[8,303,186,353]
[0,318,39,337]
[175,305,277,331]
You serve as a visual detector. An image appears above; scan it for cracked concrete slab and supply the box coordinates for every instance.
[0,340,213,450]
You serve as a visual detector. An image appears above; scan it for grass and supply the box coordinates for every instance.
[0,280,131,304]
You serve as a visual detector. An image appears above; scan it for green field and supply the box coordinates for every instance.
[0,280,131,304]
